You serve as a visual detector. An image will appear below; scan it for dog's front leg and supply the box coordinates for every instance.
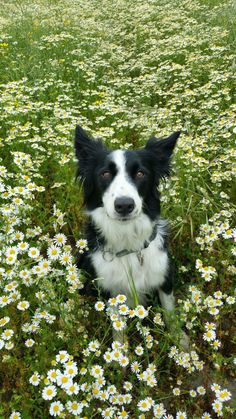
[158,288,189,350]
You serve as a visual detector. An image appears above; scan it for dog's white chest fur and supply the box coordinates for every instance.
[89,208,169,306]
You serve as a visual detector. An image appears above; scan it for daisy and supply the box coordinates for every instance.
[9,412,21,419]
[211,383,221,392]
[42,385,57,400]
[5,255,17,265]
[153,403,166,418]
[226,296,235,304]
[101,408,115,418]
[135,345,144,356]
[116,294,127,304]
[211,340,221,349]
[173,388,181,396]
[197,386,206,395]
[118,409,129,418]
[176,413,187,419]
[123,381,133,391]
[29,372,41,386]
[108,297,118,306]
[88,340,100,352]
[66,400,83,415]
[60,252,72,265]
[135,305,148,319]
[17,242,29,252]
[76,238,88,249]
[2,329,14,340]
[64,363,78,378]
[25,339,35,347]
[131,361,141,373]
[119,304,129,315]
[56,350,69,364]
[189,389,197,397]
[56,373,72,388]
[17,300,30,311]
[54,233,67,246]
[91,364,104,378]
[137,397,153,412]
[203,330,216,342]
[212,400,223,414]
[95,301,105,311]
[0,316,10,327]
[28,247,40,259]
[119,356,129,368]
[5,341,14,350]
[47,245,61,260]
[111,349,122,362]
[104,351,112,363]
[47,369,60,383]
[0,295,11,307]
[216,389,232,402]
[113,319,126,331]
[49,401,64,417]
[64,381,80,395]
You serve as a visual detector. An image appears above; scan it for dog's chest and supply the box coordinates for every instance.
[90,236,168,305]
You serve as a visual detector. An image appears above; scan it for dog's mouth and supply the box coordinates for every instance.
[110,212,140,222]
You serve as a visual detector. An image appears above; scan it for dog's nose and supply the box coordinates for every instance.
[114,197,135,216]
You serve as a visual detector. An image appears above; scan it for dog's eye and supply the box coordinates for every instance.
[136,170,145,179]
[101,170,112,179]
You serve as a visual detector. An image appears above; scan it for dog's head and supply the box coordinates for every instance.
[75,125,180,221]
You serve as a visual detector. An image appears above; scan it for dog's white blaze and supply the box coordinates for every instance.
[102,150,142,219]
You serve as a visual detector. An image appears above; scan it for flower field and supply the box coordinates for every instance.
[0,0,236,417]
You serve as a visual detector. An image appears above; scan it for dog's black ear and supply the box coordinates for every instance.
[75,125,105,161]
[145,131,180,158]
[145,131,180,177]
[75,125,96,160]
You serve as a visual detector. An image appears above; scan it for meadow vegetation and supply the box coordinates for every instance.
[0,0,235,417]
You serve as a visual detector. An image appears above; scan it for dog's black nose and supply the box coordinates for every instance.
[114,197,135,216]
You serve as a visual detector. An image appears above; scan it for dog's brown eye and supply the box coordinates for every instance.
[101,171,112,179]
[136,171,145,179]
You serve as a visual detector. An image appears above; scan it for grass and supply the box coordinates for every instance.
[0,0,235,418]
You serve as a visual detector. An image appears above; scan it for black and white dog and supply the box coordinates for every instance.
[75,125,187,345]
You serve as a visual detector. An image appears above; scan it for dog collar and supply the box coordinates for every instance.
[102,222,159,265]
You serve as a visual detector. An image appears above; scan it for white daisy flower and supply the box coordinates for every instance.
[95,301,105,311]
[90,364,104,378]
[64,381,80,395]
[28,247,40,259]
[66,400,83,415]
[137,397,153,412]
[47,369,60,383]
[135,305,148,319]
[9,412,21,419]
[47,245,61,260]
[2,329,14,340]
[29,372,41,386]
[54,233,67,246]
[17,300,30,311]
[25,339,35,347]
[49,401,64,417]
[55,350,69,364]
[42,385,57,400]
